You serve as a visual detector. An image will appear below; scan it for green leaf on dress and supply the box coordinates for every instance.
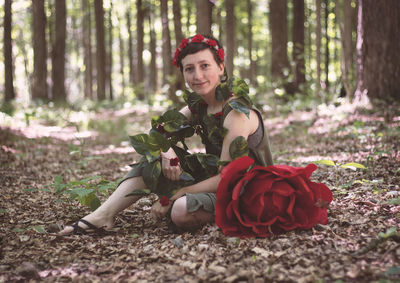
[150,131,170,152]
[228,100,250,118]
[142,160,161,191]
[229,136,249,160]
[215,82,231,102]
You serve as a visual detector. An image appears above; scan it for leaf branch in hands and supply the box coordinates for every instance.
[161,148,182,181]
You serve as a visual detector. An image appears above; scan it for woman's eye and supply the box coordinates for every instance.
[201,64,209,68]
[185,67,193,72]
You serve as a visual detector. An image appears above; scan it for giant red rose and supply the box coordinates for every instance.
[215,156,333,238]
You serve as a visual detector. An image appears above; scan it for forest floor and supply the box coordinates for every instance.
[0,100,399,282]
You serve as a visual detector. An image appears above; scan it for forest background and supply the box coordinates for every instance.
[0,0,399,282]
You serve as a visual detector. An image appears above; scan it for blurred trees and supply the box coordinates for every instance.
[0,0,399,109]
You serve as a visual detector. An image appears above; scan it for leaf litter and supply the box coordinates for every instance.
[0,104,399,282]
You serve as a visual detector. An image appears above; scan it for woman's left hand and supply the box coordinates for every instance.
[150,200,172,220]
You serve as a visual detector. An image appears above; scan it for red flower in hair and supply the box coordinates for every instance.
[206,39,217,47]
[172,48,180,67]
[179,38,189,49]
[192,34,205,43]
[217,48,225,61]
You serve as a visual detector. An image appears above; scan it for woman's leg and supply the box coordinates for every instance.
[170,196,214,231]
[59,176,146,235]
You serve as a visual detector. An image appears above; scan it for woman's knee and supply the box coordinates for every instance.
[170,197,189,227]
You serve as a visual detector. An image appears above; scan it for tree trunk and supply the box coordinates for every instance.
[107,2,113,100]
[126,10,135,85]
[355,0,400,106]
[148,9,158,92]
[32,0,48,101]
[247,0,256,85]
[136,0,145,99]
[160,0,178,102]
[269,0,290,82]
[316,0,322,94]
[173,0,184,91]
[226,0,236,78]
[119,19,125,97]
[94,0,106,100]
[196,0,213,35]
[336,0,355,98]
[4,0,15,101]
[51,0,66,103]
[293,0,305,89]
[323,0,330,90]
[82,0,93,99]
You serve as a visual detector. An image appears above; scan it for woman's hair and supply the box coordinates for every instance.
[175,34,224,72]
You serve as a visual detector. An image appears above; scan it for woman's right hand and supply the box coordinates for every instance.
[161,149,182,181]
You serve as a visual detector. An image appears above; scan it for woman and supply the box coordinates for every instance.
[60,34,273,235]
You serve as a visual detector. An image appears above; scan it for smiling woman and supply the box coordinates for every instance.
[59,34,275,236]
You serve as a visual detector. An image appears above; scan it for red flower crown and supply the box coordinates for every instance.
[172,34,225,67]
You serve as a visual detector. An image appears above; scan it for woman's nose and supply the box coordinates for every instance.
[193,67,203,80]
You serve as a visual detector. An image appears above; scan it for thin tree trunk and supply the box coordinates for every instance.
[342,0,354,98]
[293,0,305,89]
[126,10,135,85]
[173,0,184,91]
[82,0,93,99]
[108,2,113,100]
[52,0,66,103]
[160,0,178,102]
[119,19,125,97]
[247,0,256,85]
[226,0,236,78]
[4,0,15,101]
[148,9,157,92]
[196,0,213,35]
[94,0,106,100]
[32,0,48,101]
[269,0,290,82]
[324,0,330,90]
[136,0,145,99]
[316,0,322,94]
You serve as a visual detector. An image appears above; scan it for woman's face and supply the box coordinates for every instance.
[181,49,224,98]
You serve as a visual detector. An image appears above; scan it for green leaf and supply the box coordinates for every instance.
[145,149,161,163]
[384,266,400,276]
[125,189,151,197]
[231,78,249,97]
[215,82,231,101]
[378,227,398,239]
[150,131,170,152]
[31,225,46,234]
[12,228,25,233]
[69,188,94,198]
[229,136,249,160]
[314,159,336,166]
[179,172,195,183]
[388,197,400,205]
[89,197,101,211]
[340,162,366,170]
[142,160,161,191]
[0,209,6,215]
[129,134,152,155]
[228,100,250,118]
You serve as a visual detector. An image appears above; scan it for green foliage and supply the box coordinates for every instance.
[229,136,249,160]
[52,175,118,211]
[314,159,367,188]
